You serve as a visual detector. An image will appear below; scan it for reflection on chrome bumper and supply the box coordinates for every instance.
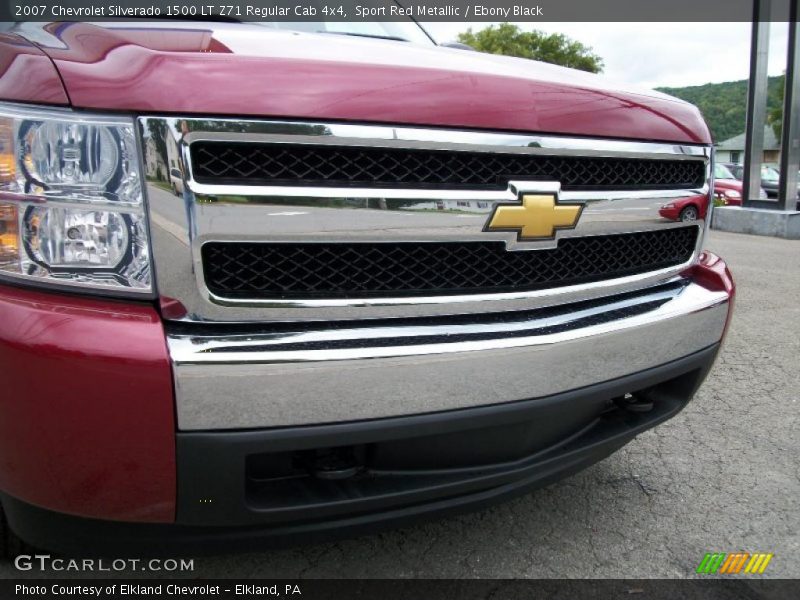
[168,279,730,430]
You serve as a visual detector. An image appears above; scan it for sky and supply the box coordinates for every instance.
[424,22,790,90]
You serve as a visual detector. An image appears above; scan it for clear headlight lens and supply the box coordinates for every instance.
[0,103,151,294]
[723,189,741,199]
[24,121,119,189]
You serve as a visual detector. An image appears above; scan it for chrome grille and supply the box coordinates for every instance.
[202,227,699,299]
[140,116,710,322]
[191,142,706,191]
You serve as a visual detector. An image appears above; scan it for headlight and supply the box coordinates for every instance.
[661,203,675,209]
[0,102,151,295]
[723,189,741,199]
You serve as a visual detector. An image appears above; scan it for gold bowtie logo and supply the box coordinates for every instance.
[485,193,583,241]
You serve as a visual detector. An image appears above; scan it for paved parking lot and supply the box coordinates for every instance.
[2,229,798,579]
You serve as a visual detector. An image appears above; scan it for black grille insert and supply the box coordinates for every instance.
[202,227,699,299]
[190,143,706,191]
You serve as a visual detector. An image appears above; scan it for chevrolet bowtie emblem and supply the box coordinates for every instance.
[484,193,584,241]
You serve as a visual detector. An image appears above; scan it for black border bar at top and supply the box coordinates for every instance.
[1,0,799,23]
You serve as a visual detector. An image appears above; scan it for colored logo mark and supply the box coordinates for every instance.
[696,552,774,574]
[484,193,583,241]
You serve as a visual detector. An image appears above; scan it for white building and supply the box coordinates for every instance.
[716,126,780,165]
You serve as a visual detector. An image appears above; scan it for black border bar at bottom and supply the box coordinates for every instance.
[1,579,798,600]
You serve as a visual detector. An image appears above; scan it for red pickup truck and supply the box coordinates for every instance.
[0,20,733,557]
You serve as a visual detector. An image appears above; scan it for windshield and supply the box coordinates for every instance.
[761,166,780,182]
[714,164,735,180]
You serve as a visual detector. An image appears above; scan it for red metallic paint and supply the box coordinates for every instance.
[692,252,735,297]
[0,33,69,106]
[0,284,175,523]
[18,22,711,144]
[686,252,736,339]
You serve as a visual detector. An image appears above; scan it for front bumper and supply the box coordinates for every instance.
[4,343,719,555]
[169,272,730,430]
[0,253,733,553]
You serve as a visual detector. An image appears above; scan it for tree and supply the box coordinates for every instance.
[146,118,169,166]
[767,75,784,140]
[457,23,603,74]
[657,75,785,142]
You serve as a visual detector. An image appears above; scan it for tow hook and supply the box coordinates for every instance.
[304,447,364,480]
[613,392,654,413]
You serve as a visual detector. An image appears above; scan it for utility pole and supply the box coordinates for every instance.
[742,0,771,207]
[777,0,800,211]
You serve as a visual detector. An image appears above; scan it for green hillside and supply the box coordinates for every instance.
[656,76,784,142]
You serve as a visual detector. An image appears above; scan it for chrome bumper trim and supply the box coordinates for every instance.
[169,279,730,430]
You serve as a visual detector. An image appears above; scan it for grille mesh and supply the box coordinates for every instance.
[202,227,698,299]
[190,143,706,191]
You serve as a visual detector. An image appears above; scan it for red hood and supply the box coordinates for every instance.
[13,22,710,144]
[0,33,69,105]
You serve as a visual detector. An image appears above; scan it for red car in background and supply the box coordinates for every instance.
[659,163,749,222]
[659,194,712,222]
